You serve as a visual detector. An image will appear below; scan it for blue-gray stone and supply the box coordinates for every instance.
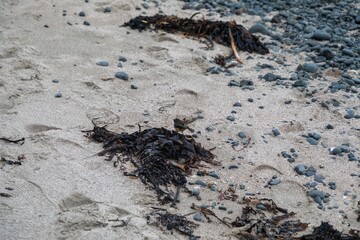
[96,60,109,67]
[192,189,200,196]
[263,73,280,81]
[314,174,325,183]
[331,147,342,155]
[328,182,337,190]
[55,91,62,98]
[308,131,321,140]
[209,171,220,179]
[52,79,59,83]
[218,206,227,211]
[193,212,203,222]
[256,204,267,210]
[293,80,307,87]
[272,128,281,136]
[306,137,318,145]
[249,23,270,35]
[295,164,306,174]
[195,180,207,187]
[312,31,331,41]
[228,165,239,169]
[226,116,235,121]
[115,71,129,80]
[342,49,355,57]
[269,178,281,185]
[238,131,247,139]
[118,56,127,62]
[304,63,318,73]
[103,7,111,13]
[344,109,355,119]
[79,11,86,17]
[308,189,326,199]
[233,101,242,107]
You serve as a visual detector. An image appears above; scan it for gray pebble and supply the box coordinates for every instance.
[306,137,318,145]
[293,80,307,87]
[256,204,267,210]
[312,31,331,41]
[130,85,137,90]
[233,101,242,107]
[209,171,220,179]
[308,189,326,199]
[249,23,270,35]
[52,79,59,83]
[295,164,306,174]
[331,147,342,155]
[79,11,86,17]
[304,63,318,73]
[193,212,203,222]
[115,71,129,80]
[96,60,109,67]
[226,116,235,121]
[272,128,281,136]
[238,132,247,139]
[192,189,200,196]
[55,91,62,98]
[263,73,281,81]
[118,56,127,62]
[228,165,239,169]
[308,131,321,140]
[103,7,111,13]
[328,182,337,190]
[195,180,207,187]
[268,178,281,185]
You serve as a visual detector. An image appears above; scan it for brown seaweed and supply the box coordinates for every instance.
[85,124,217,204]
[124,14,269,56]
[300,222,360,240]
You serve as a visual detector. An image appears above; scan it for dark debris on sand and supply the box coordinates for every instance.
[84,124,218,204]
[124,14,269,55]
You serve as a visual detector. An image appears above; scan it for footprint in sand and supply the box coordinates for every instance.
[56,193,133,239]
[26,124,61,134]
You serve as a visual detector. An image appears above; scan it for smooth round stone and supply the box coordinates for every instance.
[228,165,239,169]
[103,7,111,13]
[118,56,127,62]
[218,206,227,211]
[331,147,342,155]
[293,80,307,87]
[79,11,86,17]
[96,60,109,67]
[312,31,331,41]
[249,23,270,35]
[52,79,59,83]
[308,131,321,140]
[263,73,280,81]
[256,204,267,210]
[226,116,235,121]
[115,71,129,80]
[193,212,202,222]
[238,132,247,139]
[192,189,200,196]
[304,63,318,73]
[83,21,90,26]
[306,137,318,145]
[295,164,306,174]
[328,182,337,190]
[209,171,220,179]
[269,178,281,185]
[272,128,281,136]
[344,109,355,119]
[195,180,207,187]
[233,101,242,107]
[130,85,138,89]
[55,91,62,98]
[320,48,335,60]
[308,189,326,199]
[342,49,355,57]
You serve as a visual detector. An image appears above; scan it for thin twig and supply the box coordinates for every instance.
[228,28,243,64]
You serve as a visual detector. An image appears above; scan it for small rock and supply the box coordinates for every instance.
[195,180,207,187]
[304,63,318,73]
[306,137,318,145]
[83,21,90,26]
[218,206,227,211]
[118,56,127,62]
[96,60,109,67]
[263,73,281,81]
[295,164,306,174]
[55,91,62,98]
[103,7,111,13]
[115,71,129,80]
[238,132,247,139]
[228,165,239,170]
[193,212,203,222]
[52,79,59,83]
[209,171,220,179]
[312,31,331,41]
[192,189,200,196]
[272,128,281,136]
[79,11,86,17]
[233,101,242,107]
[268,178,281,185]
[226,116,235,121]
[256,204,267,210]
[130,85,137,89]
[331,147,342,155]
[249,23,270,35]
[308,131,321,140]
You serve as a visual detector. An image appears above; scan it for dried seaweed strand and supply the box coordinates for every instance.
[228,27,243,64]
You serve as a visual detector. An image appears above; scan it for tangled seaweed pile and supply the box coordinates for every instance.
[85,124,217,203]
[124,14,269,56]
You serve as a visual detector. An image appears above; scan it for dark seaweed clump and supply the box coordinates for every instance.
[124,14,269,55]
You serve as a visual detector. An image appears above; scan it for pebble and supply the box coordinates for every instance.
[209,171,220,179]
[218,206,227,211]
[308,131,321,140]
[83,21,90,26]
[52,79,59,83]
[130,85,137,89]
[263,73,281,81]
[193,212,203,222]
[233,101,242,107]
[115,71,129,80]
[79,11,86,17]
[256,204,267,210]
[237,132,247,139]
[226,116,235,121]
[55,91,62,98]
[272,128,281,136]
[304,63,318,73]
[103,7,111,13]
[249,23,270,35]
[118,56,127,62]
[331,147,342,155]
[312,31,331,41]
[306,137,318,145]
[191,189,200,196]
[195,180,207,187]
[228,165,239,169]
[308,189,326,199]
[268,178,281,185]
[96,60,109,67]
[325,124,334,129]
[328,182,337,190]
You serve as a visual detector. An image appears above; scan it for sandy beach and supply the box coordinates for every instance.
[1,0,359,239]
